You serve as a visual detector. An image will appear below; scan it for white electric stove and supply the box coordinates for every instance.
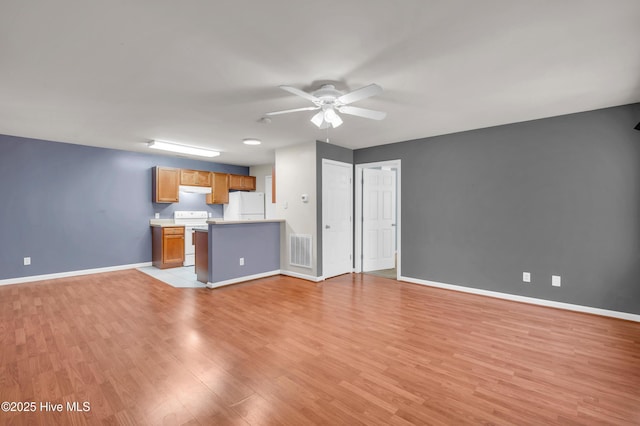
[174,211,209,266]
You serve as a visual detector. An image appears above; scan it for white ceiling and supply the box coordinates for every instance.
[2,1,639,166]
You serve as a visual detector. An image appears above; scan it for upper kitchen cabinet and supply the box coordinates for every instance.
[228,174,256,191]
[153,166,179,203]
[180,169,212,187]
[206,172,230,204]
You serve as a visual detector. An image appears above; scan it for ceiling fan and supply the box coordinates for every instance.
[265,83,386,129]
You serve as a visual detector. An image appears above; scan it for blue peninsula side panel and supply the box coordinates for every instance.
[208,222,281,284]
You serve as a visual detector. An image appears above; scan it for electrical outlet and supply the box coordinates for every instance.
[523,272,531,283]
[24,257,31,266]
[552,275,561,287]
[154,213,160,219]
[239,257,245,266]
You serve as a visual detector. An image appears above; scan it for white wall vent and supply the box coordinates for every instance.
[290,234,312,268]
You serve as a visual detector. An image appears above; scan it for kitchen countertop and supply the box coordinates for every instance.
[206,219,285,225]
[149,219,183,227]
[151,218,284,227]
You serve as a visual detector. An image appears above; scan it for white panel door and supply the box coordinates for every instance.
[363,168,396,271]
[323,160,353,279]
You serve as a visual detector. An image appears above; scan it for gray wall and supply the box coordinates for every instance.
[316,140,354,276]
[0,134,247,280]
[208,222,280,283]
[355,103,640,315]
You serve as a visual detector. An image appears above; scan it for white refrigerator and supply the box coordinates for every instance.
[223,192,265,220]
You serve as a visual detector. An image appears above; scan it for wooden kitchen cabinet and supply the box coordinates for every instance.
[180,169,212,187]
[153,167,180,203]
[228,174,256,191]
[152,226,185,269]
[206,172,229,204]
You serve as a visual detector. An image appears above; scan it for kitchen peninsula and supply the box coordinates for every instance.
[202,219,284,288]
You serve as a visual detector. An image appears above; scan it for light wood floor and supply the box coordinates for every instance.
[1,270,639,425]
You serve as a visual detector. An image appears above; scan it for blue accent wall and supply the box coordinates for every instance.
[0,134,248,280]
[208,222,280,283]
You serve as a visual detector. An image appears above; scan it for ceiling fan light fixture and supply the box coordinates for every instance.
[324,108,343,128]
[311,111,325,128]
[274,82,385,129]
[148,140,220,157]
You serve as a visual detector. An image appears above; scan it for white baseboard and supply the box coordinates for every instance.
[0,262,153,286]
[280,270,324,282]
[399,276,640,323]
[206,270,281,289]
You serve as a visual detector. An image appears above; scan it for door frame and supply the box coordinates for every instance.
[322,159,354,279]
[355,160,401,278]
[264,175,276,219]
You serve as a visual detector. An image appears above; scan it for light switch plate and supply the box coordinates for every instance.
[552,275,561,287]
[523,272,531,283]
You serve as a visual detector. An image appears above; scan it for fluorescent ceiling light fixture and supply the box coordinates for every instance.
[148,140,220,157]
[243,138,262,145]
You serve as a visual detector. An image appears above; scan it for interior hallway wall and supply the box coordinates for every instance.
[275,142,318,277]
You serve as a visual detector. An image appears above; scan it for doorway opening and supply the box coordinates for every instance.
[355,160,401,279]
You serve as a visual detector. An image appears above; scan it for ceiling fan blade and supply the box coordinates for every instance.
[279,85,320,103]
[265,106,319,116]
[337,105,387,120]
[337,83,383,105]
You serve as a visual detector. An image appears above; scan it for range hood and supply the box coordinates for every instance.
[179,185,212,194]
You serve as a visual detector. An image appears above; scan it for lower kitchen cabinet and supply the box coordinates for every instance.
[152,226,185,269]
